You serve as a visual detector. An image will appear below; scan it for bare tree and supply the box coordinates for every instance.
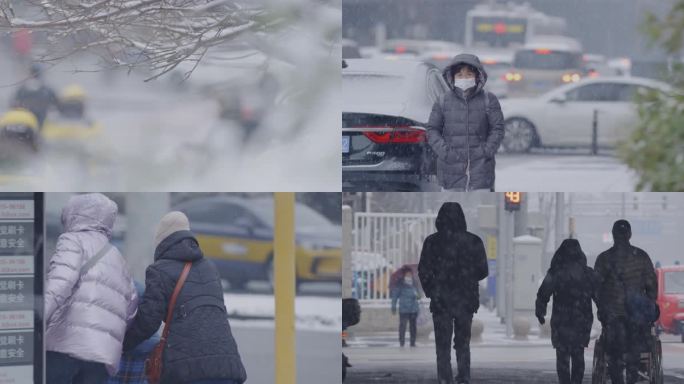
[0,0,289,80]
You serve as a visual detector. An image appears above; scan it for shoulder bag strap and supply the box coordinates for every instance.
[79,243,113,279]
[160,262,192,342]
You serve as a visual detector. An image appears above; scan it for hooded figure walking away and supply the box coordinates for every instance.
[45,193,138,384]
[594,220,658,384]
[426,54,505,192]
[535,239,599,384]
[418,202,488,384]
[123,212,247,384]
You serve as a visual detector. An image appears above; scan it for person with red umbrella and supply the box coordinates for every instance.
[391,266,421,347]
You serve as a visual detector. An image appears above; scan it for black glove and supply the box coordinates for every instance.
[537,315,545,325]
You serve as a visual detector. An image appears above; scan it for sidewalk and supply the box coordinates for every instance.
[224,293,341,332]
[348,307,556,348]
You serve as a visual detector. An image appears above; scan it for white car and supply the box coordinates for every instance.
[499,76,672,152]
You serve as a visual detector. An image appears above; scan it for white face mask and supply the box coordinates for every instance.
[404,277,413,285]
[453,78,476,91]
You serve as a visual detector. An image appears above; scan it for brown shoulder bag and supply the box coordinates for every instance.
[145,261,192,384]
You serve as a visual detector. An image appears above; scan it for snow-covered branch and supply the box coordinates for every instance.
[0,0,282,79]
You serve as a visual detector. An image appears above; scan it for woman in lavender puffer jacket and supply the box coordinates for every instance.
[45,193,138,384]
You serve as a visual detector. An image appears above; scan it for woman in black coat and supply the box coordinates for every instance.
[123,212,247,384]
[535,239,598,384]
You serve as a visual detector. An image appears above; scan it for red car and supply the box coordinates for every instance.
[656,265,684,342]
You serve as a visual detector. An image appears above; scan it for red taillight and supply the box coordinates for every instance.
[362,127,425,144]
[494,23,507,35]
[395,45,407,54]
[535,48,552,55]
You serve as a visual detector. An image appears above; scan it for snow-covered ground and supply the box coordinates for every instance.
[348,306,556,349]
[496,153,638,191]
[345,305,684,382]
[225,293,341,332]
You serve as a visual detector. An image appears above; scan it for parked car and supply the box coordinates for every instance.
[656,265,684,342]
[499,76,672,152]
[342,59,446,191]
[174,196,342,290]
[506,36,584,97]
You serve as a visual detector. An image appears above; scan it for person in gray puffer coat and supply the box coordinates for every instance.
[45,193,138,384]
[123,211,247,384]
[426,54,505,191]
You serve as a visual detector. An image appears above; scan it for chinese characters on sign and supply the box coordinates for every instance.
[0,196,36,383]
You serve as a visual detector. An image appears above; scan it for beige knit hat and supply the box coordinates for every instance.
[154,211,190,248]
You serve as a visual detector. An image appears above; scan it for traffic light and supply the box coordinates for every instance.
[504,192,522,211]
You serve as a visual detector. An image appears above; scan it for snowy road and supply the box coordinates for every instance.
[495,153,637,192]
[232,326,338,384]
[345,307,684,383]
[344,338,684,383]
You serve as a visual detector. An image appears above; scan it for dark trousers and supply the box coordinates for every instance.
[604,317,648,384]
[399,312,417,346]
[46,351,109,384]
[433,311,473,383]
[556,348,584,384]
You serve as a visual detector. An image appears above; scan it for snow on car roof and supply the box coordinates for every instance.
[523,36,582,52]
[575,76,672,90]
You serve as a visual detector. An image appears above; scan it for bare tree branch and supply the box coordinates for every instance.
[0,0,286,80]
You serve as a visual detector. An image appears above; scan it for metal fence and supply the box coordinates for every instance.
[352,212,437,303]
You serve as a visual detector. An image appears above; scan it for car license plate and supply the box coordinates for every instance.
[342,136,350,154]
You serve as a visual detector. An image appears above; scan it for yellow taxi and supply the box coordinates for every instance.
[174,196,342,290]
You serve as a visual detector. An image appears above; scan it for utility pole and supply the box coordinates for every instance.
[342,205,353,298]
[497,194,516,337]
[125,193,170,283]
[555,192,565,249]
[496,196,505,320]
[505,208,514,338]
[514,194,528,236]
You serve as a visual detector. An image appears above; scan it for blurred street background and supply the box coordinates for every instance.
[0,1,340,191]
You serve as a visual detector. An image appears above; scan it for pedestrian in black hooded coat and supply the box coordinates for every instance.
[123,212,247,384]
[536,238,599,384]
[418,202,488,384]
[594,219,657,384]
[426,54,505,191]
